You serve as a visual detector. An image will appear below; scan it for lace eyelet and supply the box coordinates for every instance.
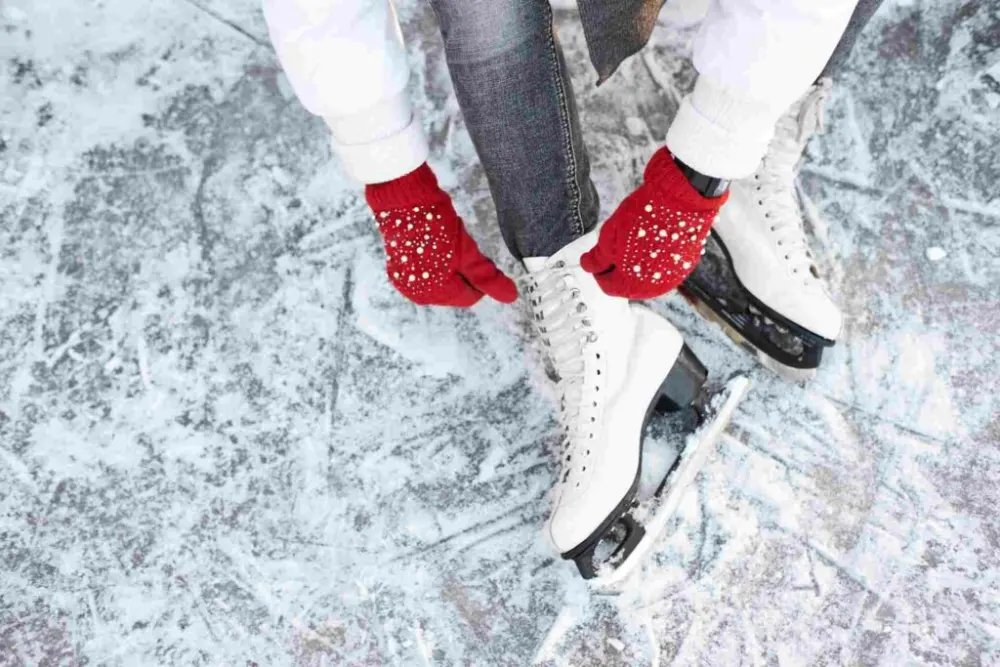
[554,260,566,269]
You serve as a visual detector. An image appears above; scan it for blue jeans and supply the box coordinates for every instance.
[426,0,883,261]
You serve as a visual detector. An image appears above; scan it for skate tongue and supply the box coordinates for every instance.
[770,79,831,168]
[795,78,832,142]
[522,256,548,273]
[522,230,600,273]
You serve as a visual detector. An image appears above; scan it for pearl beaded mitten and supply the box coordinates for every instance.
[365,164,518,307]
[580,148,728,299]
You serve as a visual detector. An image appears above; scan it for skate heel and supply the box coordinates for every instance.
[655,344,707,414]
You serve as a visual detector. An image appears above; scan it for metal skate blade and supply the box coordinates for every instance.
[758,353,816,383]
[686,294,750,348]
[686,293,816,384]
[589,375,751,590]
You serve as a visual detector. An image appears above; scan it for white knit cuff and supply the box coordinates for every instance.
[666,74,781,180]
[328,99,429,185]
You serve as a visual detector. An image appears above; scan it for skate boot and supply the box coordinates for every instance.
[523,231,749,583]
[680,78,842,381]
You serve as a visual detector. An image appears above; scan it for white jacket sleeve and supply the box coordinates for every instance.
[666,0,859,179]
[263,0,428,183]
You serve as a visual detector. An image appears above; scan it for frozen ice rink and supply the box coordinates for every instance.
[2,0,998,664]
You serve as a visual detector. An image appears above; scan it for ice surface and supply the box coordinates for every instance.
[925,247,947,262]
[1,0,998,665]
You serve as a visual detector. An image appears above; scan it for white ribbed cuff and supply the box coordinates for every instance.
[326,91,413,146]
[327,95,429,184]
[666,74,781,180]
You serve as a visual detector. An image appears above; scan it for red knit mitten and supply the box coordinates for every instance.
[365,164,518,307]
[580,148,728,299]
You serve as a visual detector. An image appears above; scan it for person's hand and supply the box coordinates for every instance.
[580,148,728,299]
[365,164,518,307]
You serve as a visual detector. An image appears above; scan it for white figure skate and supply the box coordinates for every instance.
[523,231,749,582]
[681,79,843,381]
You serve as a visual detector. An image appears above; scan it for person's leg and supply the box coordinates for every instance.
[819,0,887,78]
[681,0,888,379]
[426,0,599,261]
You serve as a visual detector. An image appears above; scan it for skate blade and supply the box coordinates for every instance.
[685,294,749,348]
[589,375,751,590]
[757,353,816,383]
[685,294,816,384]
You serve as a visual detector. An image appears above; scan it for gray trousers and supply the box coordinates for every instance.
[427,0,885,260]
[821,0,887,78]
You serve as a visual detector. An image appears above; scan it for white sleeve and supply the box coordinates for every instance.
[666,0,859,179]
[263,0,428,183]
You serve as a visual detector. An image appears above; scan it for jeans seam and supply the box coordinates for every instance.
[543,3,584,238]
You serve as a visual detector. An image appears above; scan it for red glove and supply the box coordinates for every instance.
[365,164,518,307]
[581,148,728,299]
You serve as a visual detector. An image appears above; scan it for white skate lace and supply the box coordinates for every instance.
[519,261,599,451]
[754,78,832,282]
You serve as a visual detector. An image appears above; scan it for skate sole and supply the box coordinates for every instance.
[590,375,751,589]
[679,230,835,378]
[683,294,817,383]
